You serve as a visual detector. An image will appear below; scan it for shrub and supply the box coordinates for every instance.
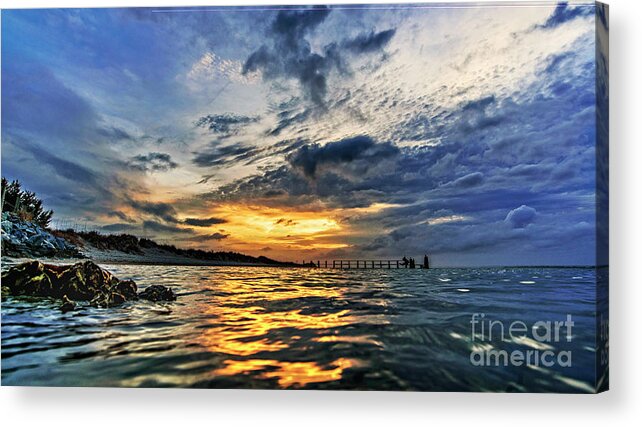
[1,177,54,228]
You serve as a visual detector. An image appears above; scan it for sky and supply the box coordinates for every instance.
[1,2,606,266]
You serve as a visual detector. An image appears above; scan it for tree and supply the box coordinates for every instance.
[1,177,54,228]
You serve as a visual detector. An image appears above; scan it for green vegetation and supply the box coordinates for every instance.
[1,177,53,228]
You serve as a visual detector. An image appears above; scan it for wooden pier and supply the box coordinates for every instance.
[300,259,427,269]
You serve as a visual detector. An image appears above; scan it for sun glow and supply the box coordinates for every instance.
[178,203,356,257]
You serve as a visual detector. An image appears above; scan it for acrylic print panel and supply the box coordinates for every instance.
[1,2,608,392]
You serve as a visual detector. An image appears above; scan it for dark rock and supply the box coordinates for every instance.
[138,285,177,302]
[60,295,76,312]
[115,280,138,300]
[1,260,149,308]
[1,261,57,297]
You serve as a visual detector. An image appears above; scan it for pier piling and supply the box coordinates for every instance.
[320,259,412,269]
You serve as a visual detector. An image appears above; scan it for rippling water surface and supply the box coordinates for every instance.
[2,265,601,391]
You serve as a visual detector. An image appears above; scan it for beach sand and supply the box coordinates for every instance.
[1,245,285,268]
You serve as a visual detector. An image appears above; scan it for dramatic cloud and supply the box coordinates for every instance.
[342,29,396,54]
[183,217,228,227]
[505,205,538,229]
[128,152,178,172]
[128,199,178,223]
[243,6,332,104]
[267,107,311,137]
[192,143,258,168]
[142,220,193,234]
[287,135,399,178]
[101,223,139,232]
[185,232,230,242]
[243,6,395,105]
[2,4,599,265]
[107,210,136,223]
[538,2,593,29]
[195,113,259,136]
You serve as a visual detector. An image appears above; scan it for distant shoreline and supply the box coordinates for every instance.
[0,252,303,269]
[1,213,605,271]
[1,212,300,268]
[1,253,605,271]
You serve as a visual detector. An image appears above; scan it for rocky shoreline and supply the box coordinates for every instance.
[1,212,83,258]
[1,260,176,311]
[0,213,297,312]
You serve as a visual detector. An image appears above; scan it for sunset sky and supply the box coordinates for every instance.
[1,2,604,266]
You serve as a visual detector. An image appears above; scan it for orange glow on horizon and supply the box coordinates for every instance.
[174,202,402,257]
[95,199,403,260]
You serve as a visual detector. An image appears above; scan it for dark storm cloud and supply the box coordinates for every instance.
[342,29,396,54]
[454,95,506,136]
[461,95,496,112]
[263,189,285,197]
[537,2,593,30]
[182,217,228,227]
[193,139,306,183]
[127,152,178,172]
[243,6,395,105]
[267,108,311,137]
[271,138,310,156]
[184,232,230,242]
[107,210,136,223]
[195,114,259,136]
[128,199,178,223]
[101,223,139,232]
[142,220,193,234]
[192,143,258,168]
[287,135,399,178]
[194,136,405,210]
[243,6,332,104]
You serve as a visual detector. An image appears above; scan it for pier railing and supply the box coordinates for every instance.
[303,259,413,269]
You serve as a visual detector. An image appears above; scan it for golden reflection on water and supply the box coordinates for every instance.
[191,269,360,387]
[213,357,362,388]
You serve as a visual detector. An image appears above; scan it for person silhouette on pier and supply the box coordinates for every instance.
[423,254,429,269]
[409,258,415,268]
[402,256,409,268]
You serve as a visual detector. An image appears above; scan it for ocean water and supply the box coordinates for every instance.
[1,265,603,392]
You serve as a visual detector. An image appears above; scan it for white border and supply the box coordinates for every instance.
[1,1,640,426]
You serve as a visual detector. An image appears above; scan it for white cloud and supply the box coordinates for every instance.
[186,51,261,86]
[427,215,469,226]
